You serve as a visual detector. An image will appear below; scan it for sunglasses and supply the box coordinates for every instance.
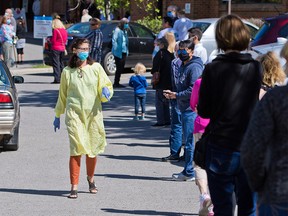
[90,23,97,26]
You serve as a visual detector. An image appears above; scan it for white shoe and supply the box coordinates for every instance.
[172,172,195,181]
[199,193,214,216]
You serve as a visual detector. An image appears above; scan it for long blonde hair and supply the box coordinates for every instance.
[165,32,176,54]
[52,18,65,29]
[258,51,286,87]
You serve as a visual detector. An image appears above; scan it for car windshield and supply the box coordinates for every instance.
[191,22,211,33]
[0,64,10,86]
[253,22,271,41]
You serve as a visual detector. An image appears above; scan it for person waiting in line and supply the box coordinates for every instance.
[86,18,103,63]
[81,9,92,23]
[112,18,129,88]
[197,14,262,215]
[280,40,288,76]
[257,51,286,99]
[188,27,207,65]
[161,41,183,162]
[190,77,214,216]
[241,80,288,216]
[53,38,113,199]
[16,17,26,64]
[163,40,204,181]
[1,15,15,68]
[50,18,67,83]
[4,8,16,33]
[129,62,148,120]
[173,9,193,41]
[0,16,4,60]
[166,5,179,26]
[152,16,175,59]
[151,37,174,127]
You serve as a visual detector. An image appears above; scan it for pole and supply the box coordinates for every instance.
[228,0,231,15]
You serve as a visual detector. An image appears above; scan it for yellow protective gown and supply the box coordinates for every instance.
[54,63,113,157]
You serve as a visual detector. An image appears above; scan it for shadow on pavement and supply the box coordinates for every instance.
[0,188,67,197]
[19,89,58,108]
[101,208,197,216]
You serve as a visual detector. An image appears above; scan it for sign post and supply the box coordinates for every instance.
[33,15,53,65]
[223,0,231,15]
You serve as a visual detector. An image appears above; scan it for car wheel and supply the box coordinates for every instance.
[3,124,19,151]
[103,52,116,75]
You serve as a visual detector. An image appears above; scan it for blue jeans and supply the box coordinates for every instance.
[181,110,196,177]
[134,94,146,115]
[169,100,182,157]
[258,201,288,216]
[206,143,257,216]
[155,89,170,125]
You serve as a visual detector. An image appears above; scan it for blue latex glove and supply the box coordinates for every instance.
[53,117,60,132]
[102,87,110,101]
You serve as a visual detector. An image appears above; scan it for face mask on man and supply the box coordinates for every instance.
[7,19,11,25]
[124,23,129,29]
[178,49,190,62]
[77,52,89,61]
[167,11,175,18]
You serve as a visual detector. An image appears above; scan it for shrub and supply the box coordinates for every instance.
[136,16,162,34]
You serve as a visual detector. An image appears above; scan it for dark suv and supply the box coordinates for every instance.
[251,13,288,47]
[43,21,155,75]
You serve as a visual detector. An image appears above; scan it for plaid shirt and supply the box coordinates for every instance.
[86,29,103,63]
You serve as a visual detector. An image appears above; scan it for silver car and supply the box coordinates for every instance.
[191,18,259,57]
[0,60,24,151]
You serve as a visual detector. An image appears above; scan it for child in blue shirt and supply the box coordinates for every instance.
[129,63,148,120]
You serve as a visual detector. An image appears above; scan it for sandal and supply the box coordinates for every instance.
[67,190,78,199]
[87,176,98,194]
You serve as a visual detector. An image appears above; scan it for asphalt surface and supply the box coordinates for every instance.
[0,40,202,216]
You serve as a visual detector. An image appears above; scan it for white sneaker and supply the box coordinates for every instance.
[199,194,214,216]
[172,172,195,181]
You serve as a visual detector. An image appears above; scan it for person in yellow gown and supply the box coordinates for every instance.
[53,38,113,199]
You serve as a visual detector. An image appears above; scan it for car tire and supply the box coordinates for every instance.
[103,52,116,75]
[3,124,19,151]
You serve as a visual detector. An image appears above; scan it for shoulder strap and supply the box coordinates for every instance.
[56,29,65,46]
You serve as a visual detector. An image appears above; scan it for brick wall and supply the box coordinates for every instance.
[131,0,288,21]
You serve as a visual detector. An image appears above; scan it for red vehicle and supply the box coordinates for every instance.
[251,13,288,47]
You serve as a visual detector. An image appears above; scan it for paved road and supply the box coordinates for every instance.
[0,60,202,215]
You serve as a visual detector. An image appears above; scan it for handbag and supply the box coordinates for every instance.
[193,133,210,169]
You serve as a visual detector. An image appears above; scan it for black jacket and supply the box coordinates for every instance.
[198,52,262,151]
[151,48,174,90]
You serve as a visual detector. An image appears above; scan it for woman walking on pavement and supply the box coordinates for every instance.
[50,18,67,83]
[197,14,262,215]
[53,38,113,199]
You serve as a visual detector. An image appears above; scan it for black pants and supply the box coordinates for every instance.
[114,53,126,85]
[51,50,64,82]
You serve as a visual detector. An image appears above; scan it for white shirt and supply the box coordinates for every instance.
[173,17,193,41]
[81,14,92,23]
[194,43,208,65]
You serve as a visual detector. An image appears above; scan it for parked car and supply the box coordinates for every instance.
[252,37,287,67]
[190,18,259,57]
[43,21,156,75]
[250,13,288,47]
[0,60,24,151]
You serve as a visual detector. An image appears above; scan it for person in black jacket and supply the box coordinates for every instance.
[151,37,174,126]
[16,17,26,64]
[197,14,262,216]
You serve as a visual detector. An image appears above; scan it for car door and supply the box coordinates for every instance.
[129,23,155,68]
[125,25,140,68]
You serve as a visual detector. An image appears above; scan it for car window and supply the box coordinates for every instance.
[245,24,258,39]
[0,65,10,85]
[131,24,154,38]
[191,22,211,33]
[67,23,90,35]
[279,23,288,38]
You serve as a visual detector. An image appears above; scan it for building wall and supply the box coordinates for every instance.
[131,0,288,21]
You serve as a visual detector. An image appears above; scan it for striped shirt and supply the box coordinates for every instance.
[86,29,103,63]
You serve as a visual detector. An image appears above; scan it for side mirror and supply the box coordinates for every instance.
[13,76,24,84]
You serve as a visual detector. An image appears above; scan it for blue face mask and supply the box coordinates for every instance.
[6,19,11,25]
[167,11,175,18]
[124,24,129,29]
[77,52,89,61]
